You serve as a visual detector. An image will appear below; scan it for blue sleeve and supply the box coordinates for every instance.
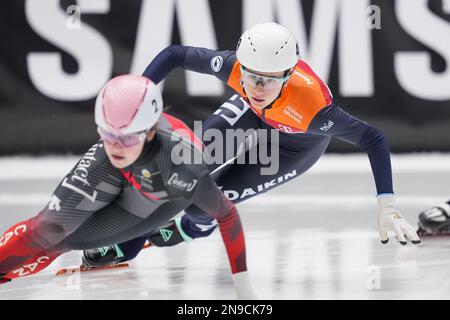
[142,45,236,84]
[308,105,394,195]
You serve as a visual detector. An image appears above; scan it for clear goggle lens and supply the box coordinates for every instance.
[240,66,290,90]
[97,127,148,148]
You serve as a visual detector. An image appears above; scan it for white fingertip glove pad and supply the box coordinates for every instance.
[232,271,258,300]
[377,194,421,245]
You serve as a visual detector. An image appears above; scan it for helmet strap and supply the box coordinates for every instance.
[263,70,292,110]
[146,128,157,142]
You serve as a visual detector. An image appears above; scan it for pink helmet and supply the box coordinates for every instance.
[95,74,163,135]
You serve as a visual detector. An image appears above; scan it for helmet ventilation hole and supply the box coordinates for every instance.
[248,36,256,52]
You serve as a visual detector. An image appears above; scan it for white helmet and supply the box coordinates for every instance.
[95,74,163,135]
[236,22,299,73]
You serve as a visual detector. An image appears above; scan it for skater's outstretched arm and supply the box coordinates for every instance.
[142,45,236,84]
[308,105,421,245]
[189,172,255,299]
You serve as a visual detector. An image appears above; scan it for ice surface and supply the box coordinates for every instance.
[0,154,449,300]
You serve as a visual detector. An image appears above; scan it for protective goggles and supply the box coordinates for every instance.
[240,66,291,90]
[97,127,148,148]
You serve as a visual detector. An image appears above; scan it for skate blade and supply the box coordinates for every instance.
[143,242,152,249]
[417,227,450,237]
[56,242,151,276]
[55,263,129,276]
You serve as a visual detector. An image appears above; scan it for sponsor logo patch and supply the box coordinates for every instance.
[48,194,61,212]
[319,120,334,132]
[61,143,100,202]
[167,173,198,192]
[210,56,223,72]
[142,169,152,179]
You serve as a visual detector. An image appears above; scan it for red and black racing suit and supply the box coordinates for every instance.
[0,114,246,281]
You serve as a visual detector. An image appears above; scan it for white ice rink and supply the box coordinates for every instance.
[0,153,449,300]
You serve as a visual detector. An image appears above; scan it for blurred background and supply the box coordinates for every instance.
[0,0,449,155]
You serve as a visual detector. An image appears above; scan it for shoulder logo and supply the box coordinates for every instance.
[210,56,223,72]
[319,120,334,132]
